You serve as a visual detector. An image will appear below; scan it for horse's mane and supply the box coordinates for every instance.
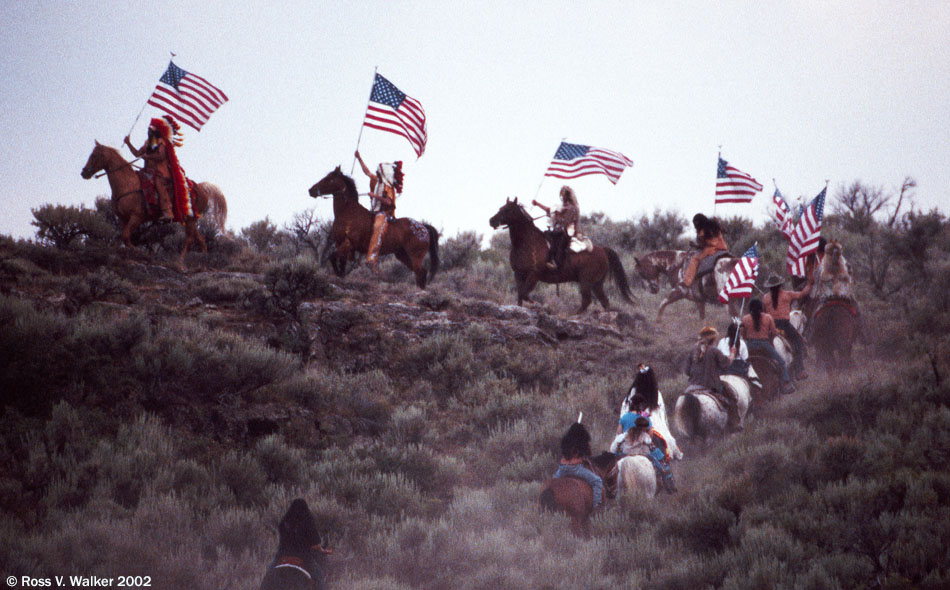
[590,451,617,471]
[334,170,359,202]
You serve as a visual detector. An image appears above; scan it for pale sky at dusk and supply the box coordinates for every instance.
[2,1,947,244]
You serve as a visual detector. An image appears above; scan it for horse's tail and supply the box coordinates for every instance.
[606,248,635,304]
[201,183,228,231]
[424,223,440,279]
[539,484,557,512]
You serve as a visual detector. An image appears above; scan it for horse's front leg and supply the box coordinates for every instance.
[656,288,685,320]
[516,271,538,306]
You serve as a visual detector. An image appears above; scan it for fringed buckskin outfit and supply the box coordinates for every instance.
[356,152,403,268]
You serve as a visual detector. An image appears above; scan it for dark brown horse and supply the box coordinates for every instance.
[809,297,860,372]
[488,198,634,313]
[308,167,439,288]
[633,249,691,294]
[259,499,329,590]
[538,452,619,538]
[81,142,227,268]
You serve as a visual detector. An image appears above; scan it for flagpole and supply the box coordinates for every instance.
[351,66,378,176]
[124,51,177,152]
[713,145,722,217]
[533,138,565,204]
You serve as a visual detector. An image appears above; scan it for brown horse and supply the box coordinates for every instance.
[810,297,860,372]
[308,167,439,289]
[656,253,741,320]
[633,249,691,294]
[81,142,227,268]
[488,198,634,313]
[539,452,618,538]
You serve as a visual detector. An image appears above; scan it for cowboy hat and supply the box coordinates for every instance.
[699,326,719,339]
[764,274,785,289]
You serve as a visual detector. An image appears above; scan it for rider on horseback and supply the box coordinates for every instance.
[741,299,796,394]
[763,274,811,381]
[681,213,729,288]
[124,115,188,222]
[533,186,581,271]
[683,326,742,432]
[553,422,604,509]
[355,150,403,271]
[718,323,763,391]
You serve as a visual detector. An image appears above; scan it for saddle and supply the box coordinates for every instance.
[696,251,732,278]
[136,170,159,211]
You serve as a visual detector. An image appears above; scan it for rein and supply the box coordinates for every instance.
[93,156,142,179]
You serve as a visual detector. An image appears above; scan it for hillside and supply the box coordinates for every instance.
[1,214,949,590]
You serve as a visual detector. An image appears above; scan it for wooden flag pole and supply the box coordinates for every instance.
[351,66,378,176]
[124,51,176,151]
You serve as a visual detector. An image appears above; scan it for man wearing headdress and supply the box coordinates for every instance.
[532,185,581,271]
[355,150,403,271]
[125,115,190,222]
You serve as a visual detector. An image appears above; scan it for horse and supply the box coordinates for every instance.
[259,499,329,590]
[810,297,860,372]
[308,167,439,289]
[747,324,798,399]
[656,253,740,320]
[488,198,634,314]
[81,142,228,268]
[672,375,751,444]
[538,452,619,538]
[633,250,690,294]
[616,455,657,499]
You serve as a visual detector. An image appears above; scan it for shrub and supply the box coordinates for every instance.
[31,203,114,249]
[440,230,482,271]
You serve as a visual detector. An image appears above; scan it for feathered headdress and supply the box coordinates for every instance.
[148,115,191,219]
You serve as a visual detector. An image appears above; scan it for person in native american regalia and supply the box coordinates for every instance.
[532,185,581,271]
[355,150,403,271]
[124,115,191,222]
[681,213,729,288]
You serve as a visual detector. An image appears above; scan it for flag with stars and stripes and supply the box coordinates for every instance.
[147,61,228,132]
[715,157,763,203]
[719,244,759,302]
[544,142,633,184]
[772,187,793,239]
[786,187,826,277]
[363,73,427,157]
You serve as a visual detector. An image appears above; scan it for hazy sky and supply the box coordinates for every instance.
[2,1,948,244]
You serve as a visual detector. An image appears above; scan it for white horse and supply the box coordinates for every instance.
[672,375,752,442]
[619,388,683,460]
[616,455,657,499]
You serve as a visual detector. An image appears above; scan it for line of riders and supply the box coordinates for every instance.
[548,212,853,508]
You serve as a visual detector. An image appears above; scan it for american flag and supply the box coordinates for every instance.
[786,187,826,277]
[772,187,793,239]
[718,244,759,302]
[544,142,633,185]
[715,157,763,203]
[363,73,427,157]
[147,61,228,132]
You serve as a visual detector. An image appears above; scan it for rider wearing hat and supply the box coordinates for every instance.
[763,274,811,380]
[355,150,404,271]
[683,326,743,431]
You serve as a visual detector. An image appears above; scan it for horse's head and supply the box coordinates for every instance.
[81,141,109,179]
[489,197,530,229]
[633,256,660,294]
[825,239,843,265]
[308,166,354,200]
